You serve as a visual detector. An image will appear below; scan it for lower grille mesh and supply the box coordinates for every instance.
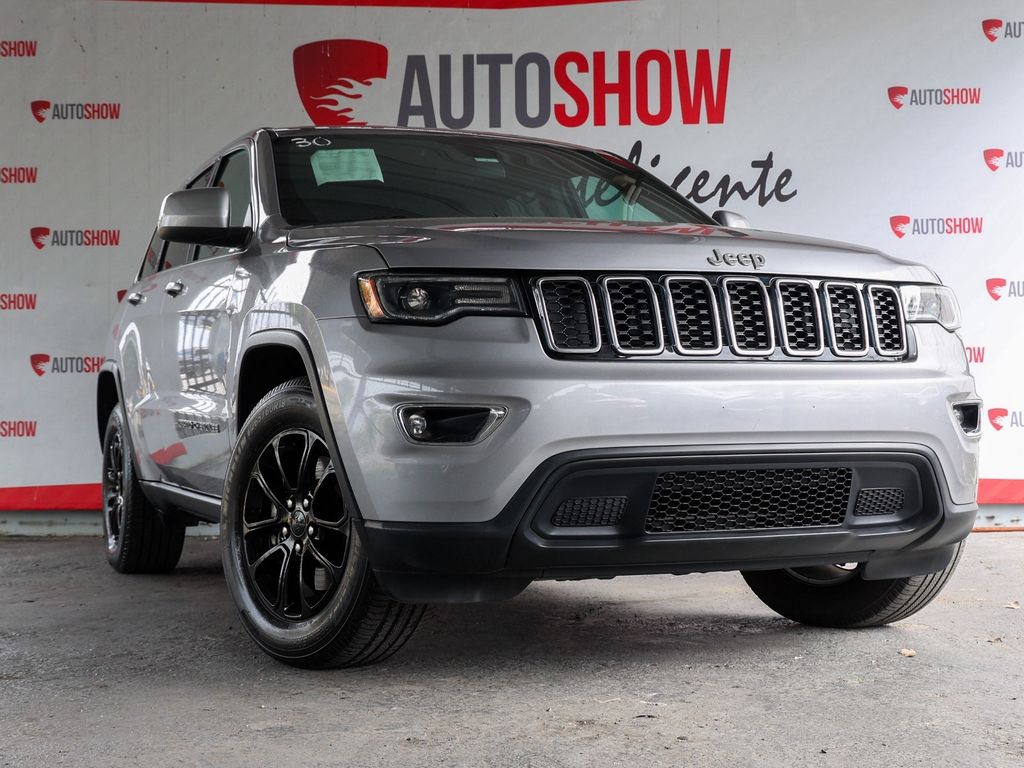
[854,487,905,516]
[553,496,628,527]
[645,467,853,533]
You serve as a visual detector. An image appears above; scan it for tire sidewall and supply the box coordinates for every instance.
[101,407,128,568]
[220,386,370,660]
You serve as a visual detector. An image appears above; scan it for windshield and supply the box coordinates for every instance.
[272,133,710,227]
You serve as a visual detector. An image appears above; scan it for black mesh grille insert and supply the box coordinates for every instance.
[723,279,774,353]
[868,286,906,354]
[777,281,822,353]
[854,487,905,516]
[602,278,662,352]
[666,278,720,353]
[552,496,628,527]
[537,279,598,351]
[645,467,852,533]
[825,284,868,354]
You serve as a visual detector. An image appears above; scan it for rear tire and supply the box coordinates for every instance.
[220,377,425,668]
[101,406,185,573]
[741,542,965,628]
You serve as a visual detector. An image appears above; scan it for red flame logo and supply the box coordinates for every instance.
[982,18,1003,42]
[30,100,50,123]
[889,216,910,239]
[887,86,908,110]
[30,227,49,250]
[293,40,389,126]
[986,277,1007,301]
[983,148,1004,172]
[30,353,50,377]
[988,408,1008,431]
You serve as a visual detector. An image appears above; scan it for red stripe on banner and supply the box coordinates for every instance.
[978,479,1024,505]
[0,483,103,511]
[111,0,631,8]
[0,479,1021,511]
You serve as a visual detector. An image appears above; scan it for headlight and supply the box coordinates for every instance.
[358,274,525,323]
[899,285,962,331]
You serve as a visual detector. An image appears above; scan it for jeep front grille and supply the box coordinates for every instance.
[645,467,853,533]
[532,274,908,361]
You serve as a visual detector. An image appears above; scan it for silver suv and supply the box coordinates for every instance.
[98,128,981,667]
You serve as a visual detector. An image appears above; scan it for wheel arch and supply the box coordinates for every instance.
[96,363,123,446]
[235,330,363,520]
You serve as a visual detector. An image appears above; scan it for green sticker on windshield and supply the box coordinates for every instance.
[310,149,383,185]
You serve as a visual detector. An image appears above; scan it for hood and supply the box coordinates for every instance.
[286,218,937,283]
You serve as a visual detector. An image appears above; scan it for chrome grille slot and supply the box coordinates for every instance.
[824,282,869,356]
[663,276,722,355]
[721,278,775,355]
[775,279,823,356]
[534,277,601,354]
[599,276,664,355]
[867,285,907,356]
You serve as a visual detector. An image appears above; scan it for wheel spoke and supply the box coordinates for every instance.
[252,467,287,515]
[274,546,294,611]
[295,431,316,497]
[250,541,286,575]
[271,436,294,493]
[306,539,344,584]
[243,517,280,536]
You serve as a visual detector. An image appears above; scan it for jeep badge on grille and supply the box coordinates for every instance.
[708,248,766,269]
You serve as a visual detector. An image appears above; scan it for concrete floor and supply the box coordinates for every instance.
[0,535,1020,768]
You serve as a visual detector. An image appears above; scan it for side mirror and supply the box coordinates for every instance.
[157,187,250,247]
[712,209,751,229]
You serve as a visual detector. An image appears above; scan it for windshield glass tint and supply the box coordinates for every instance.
[272,133,708,226]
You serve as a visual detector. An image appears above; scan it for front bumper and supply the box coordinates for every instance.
[357,445,977,602]
[312,316,979,602]
[316,317,980,523]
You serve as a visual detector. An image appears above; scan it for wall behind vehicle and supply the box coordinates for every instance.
[0,0,1021,521]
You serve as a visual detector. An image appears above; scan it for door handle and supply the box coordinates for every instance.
[164,280,185,297]
[126,292,145,305]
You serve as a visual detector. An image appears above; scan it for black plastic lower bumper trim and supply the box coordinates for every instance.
[358,445,977,603]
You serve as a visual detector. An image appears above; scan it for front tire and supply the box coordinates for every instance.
[101,406,185,573]
[742,542,965,628]
[220,377,425,668]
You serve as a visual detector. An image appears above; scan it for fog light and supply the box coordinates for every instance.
[406,412,428,438]
[952,402,981,435]
[397,404,507,445]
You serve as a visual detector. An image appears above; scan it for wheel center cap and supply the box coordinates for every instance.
[290,510,308,537]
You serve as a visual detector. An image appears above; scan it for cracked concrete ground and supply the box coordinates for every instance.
[0,534,1020,767]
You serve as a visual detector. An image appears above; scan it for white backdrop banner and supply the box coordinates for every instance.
[1,0,1021,510]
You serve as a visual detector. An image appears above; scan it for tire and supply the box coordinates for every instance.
[220,377,425,668]
[101,405,186,573]
[741,541,965,628]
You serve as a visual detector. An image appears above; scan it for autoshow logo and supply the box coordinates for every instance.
[987,408,1024,431]
[983,147,1023,171]
[986,277,1024,300]
[0,292,37,311]
[965,345,986,364]
[30,99,121,123]
[889,215,983,238]
[0,420,36,438]
[293,39,731,129]
[0,166,37,184]
[29,353,104,377]
[887,85,981,109]
[982,18,1024,41]
[293,39,389,126]
[30,227,121,249]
